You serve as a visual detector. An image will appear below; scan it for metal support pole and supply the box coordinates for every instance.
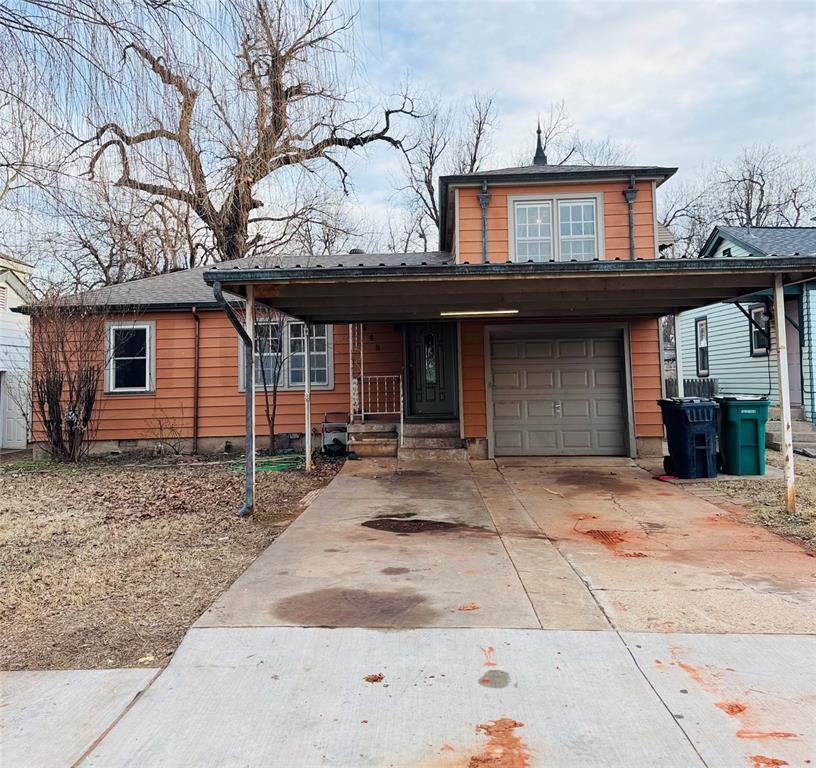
[349,324,354,422]
[304,321,313,472]
[243,285,256,516]
[773,275,796,513]
[399,374,404,448]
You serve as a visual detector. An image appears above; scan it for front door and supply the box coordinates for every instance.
[406,323,458,418]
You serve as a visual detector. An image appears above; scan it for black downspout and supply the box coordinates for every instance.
[191,307,200,454]
[623,175,638,259]
[213,281,254,517]
[478,181,491,263]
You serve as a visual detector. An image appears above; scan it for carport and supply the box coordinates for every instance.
[204,255,816,515]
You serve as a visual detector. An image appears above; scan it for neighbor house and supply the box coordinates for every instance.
[676,227,816,437]
[0,254,33,451]
[20,135,816,465]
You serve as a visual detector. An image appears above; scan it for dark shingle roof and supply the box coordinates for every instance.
[716,226,816,257]
[461,163,677,179]
[51,251,453,310]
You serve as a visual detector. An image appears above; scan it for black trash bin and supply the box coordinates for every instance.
[658,398,719,479]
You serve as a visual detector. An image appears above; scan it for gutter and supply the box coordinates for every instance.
[203,255,816,286]
[213,281,254,517]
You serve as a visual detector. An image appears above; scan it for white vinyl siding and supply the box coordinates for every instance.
[678,302,781,401]
[0,278,31,448]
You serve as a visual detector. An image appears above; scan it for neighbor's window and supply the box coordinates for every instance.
[512,197,599,262]
[558,199,597,260]
[109,324,151,392]
[250,321,331,389]
[696,318,709,377]
[514,201,553,261]
[749,305,770,356]
[0,285,7,311]
[722,247,732,258]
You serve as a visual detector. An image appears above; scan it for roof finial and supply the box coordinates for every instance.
[533,116,547,166]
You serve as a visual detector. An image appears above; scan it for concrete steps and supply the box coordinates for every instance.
[398,421,466,462]
[765,417,816,451]
[347,421,398,458]
[347,420,468,461]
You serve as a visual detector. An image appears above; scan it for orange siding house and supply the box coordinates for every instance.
[29,137,678,460]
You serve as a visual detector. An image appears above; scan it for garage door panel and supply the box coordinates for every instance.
[526,371,555,388]
[592,339,621,358]
[493,371,521,388]
[527,400,555,418]
[492,342,521,360]
[528,430,559,450]
[494,430,523,450]
[595,370,624,388]
[491,333,627,457]
[562,400,591,418]
[598,430,627,450]
[494,400,522,419]
[560,370,590,388]
[561,430,594,449]
[558,340,589,358]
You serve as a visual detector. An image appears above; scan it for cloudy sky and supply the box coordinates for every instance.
[339,0,815,219]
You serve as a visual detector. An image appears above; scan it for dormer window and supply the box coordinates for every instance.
[509,193,603,263]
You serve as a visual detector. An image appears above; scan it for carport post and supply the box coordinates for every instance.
[304,322,313,472]
[773,275,796,513]
[244,285,256,514]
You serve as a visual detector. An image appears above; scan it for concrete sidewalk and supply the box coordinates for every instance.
[5,457,815,767]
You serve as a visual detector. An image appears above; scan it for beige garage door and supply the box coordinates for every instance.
[490,333,627,456]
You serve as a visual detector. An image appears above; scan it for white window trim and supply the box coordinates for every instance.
[105,321,156,394]
[239,321,335,392]
[750,305,770,356]
[696,318,709,377]
[507,192,605,263]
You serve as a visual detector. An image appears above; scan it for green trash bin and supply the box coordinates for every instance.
[715,396,770,475]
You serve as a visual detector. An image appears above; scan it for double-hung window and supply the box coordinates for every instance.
[749,305,770,356]
[250,321,331,389]
[511,195,600,262]
[696,318,709,377]
[514,202,553,261]
[108,323,152,393]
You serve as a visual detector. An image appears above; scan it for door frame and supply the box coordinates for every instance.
[402,321,460,420]
[483,322,636,459]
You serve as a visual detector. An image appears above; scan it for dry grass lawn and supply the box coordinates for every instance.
[0,456,341,670]
[708,450,816,550]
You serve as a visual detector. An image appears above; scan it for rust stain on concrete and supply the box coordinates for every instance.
[750,757,789,767]
[468,718,530,768]
[715,701,748,716]
[363,672,384,683]
[458,603,481,612]
[737,731,798,741]
[481,646,497,667]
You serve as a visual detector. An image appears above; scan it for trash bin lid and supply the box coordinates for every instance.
[714,395,770,401]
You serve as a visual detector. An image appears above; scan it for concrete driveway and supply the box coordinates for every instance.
[7,458,815,767]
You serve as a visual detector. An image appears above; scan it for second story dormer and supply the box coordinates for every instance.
[438,130,676,264]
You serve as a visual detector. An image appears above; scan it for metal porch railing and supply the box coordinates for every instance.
[351,374,404,446]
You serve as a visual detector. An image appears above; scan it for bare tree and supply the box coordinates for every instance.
[398,93,496,250]
[81,0,415,264]
[25,293,114,461]
[660,145,816,258]
[508,101,632,168]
